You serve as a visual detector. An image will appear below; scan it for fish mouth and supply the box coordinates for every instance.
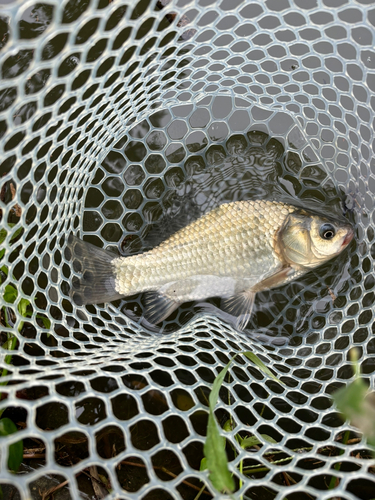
[342,227,354,247]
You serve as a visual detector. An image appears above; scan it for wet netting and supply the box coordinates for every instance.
[0,0,374,498]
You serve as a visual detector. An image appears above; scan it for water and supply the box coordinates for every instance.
[82,107,354,343]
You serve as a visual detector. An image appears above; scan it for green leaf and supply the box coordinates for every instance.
[243,351,284,385]
[262,434,277,444]
[0,226,23,262]
[0,227,23,245]
[0,418,23,472]
[0,418,17,436]
[240,434,277,449]
[10,227,23,242]
[241,435,261,448]
[334,378,367,416]
[205,409,234,493]
[223,419,232,432]
[333,378,375,446]
[36,314,51,329]
[18,298,30,318]
[200,457,207,471]
[209,355,237,410]
[3,285,17,304]
[0,229,7,245]
[1,337,15,351]
[204,356,236,494]
[8,438,23,473]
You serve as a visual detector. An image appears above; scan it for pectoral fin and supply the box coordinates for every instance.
[251,266,294,293]
[143,291,181,325]
[221,267,295,331]
[221,290,256,331]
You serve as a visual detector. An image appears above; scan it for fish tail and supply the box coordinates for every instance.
[65,235,123,306]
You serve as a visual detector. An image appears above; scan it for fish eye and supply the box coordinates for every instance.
[319,223,336,240]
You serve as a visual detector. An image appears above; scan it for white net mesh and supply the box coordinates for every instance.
[0,0,374,498]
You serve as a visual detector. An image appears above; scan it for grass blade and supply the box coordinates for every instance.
[243,351,284,385]
[204,355,236,494]
[0,418,23,472]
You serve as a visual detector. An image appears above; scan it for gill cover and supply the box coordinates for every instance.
[279,212,313,268]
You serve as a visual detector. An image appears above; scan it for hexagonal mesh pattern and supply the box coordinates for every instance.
[0,0,374,498]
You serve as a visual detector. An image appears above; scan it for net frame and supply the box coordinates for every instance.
[0,0,374,498]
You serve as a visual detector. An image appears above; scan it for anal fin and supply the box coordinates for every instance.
[143,291,181,325]
[221,290,255,331]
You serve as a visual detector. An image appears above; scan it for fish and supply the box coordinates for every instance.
[66,199,354,330]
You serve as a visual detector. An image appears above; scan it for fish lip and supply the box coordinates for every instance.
[342,227,354,247]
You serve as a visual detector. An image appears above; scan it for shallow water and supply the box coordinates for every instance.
[82,122,355,344]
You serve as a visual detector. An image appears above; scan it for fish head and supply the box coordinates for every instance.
[279,211,354,269]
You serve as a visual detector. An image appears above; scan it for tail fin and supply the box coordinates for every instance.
[65,235,124,306]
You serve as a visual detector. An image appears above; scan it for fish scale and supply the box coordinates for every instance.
[112,200,294,297]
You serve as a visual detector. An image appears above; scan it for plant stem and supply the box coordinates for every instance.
[193,484,206,500]
[242,454,294,475]
[0,329,18,415]
[1,334,17,379]
[239,457,243,499]
[328,430,350,489]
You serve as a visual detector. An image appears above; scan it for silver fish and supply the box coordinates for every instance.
[67,200,354,329]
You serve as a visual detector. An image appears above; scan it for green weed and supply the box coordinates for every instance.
[200,351,284,498]
[0,226,49,480]
[201,346,375,499]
